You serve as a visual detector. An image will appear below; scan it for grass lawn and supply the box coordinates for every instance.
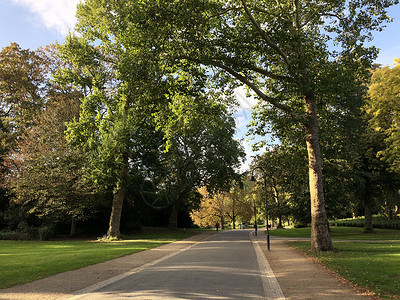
[0,229,194,289]
[269,226,400,241]
[290,241,400,299]
[269,227,400,298]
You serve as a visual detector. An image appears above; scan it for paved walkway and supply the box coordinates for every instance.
[0,232,216,300]
[0,230,376,299]
[68,230,282,299]
[254,235,373,299]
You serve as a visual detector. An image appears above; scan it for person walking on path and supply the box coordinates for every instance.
[215,222,220,232]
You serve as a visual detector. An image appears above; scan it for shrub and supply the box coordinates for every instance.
[330,216,400,230]
[38,225,54,241]
[0,230,22,240]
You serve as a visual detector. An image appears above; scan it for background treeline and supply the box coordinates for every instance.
[2,11,400,241]
[1,43,399,239]
[191,61,400,232]
[0,42,245,239]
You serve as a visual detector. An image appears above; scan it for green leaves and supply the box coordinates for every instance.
[366,59,400,173]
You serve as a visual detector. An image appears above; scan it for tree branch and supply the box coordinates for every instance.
[293,0,300,29]
[240,0,291,67]
[208,60,304,121]
[206,6,242,20]
[246,64,294,82]
[301,12,347,28]
[212,54,293,82]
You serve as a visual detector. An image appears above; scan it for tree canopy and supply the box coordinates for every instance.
[75,0,396,251]
[0,0,398,247]
[366,59,400,173]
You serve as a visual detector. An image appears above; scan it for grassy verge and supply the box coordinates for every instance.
[269,226,400,241]
[269,227,400,298]
[289,241,400,299]
[0,229,194,289]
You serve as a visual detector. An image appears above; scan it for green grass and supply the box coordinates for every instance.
[0,229,194,289]
[289,241,400,299]
[269,226,400,241]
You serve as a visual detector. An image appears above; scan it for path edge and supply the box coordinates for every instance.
[250,232,286,300]
[64,232,216,299]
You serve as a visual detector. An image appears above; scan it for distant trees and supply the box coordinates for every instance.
[1,0,399,243]
[74,0,397,251]
[190,187,227,228]
[366,59,400,174]
[0,41,244,238]
[190,182,253,229]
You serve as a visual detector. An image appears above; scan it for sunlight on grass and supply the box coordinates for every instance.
[269,226,400,241]
[0,230,194,289]
[289,241,400,298]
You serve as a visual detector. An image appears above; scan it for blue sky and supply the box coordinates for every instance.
[1,1,398,64]
[1,0,399,170]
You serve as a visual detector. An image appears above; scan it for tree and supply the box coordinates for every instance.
[1,43,47,196]
[7,93,94,235]
[354,64,400,231]
[76,0,396,250]
[58,35,147,239]
[146,87,245,228]
[1,44,100,235]
[61,0,246,235]
[190,187,227,228]
[366,59,400,173]
[191,183,254,228]
[225,180,249,229]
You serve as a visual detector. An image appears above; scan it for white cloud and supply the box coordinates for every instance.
[232,86,260,172]
[11,0,79,35]
[234,86,258,110]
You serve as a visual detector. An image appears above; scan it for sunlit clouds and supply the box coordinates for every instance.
[10,0,79,35]
[233,87,264,171]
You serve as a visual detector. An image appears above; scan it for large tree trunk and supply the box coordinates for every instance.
[107,156,129,239]
[364,182,373,233]
[70,216,77,237]
[305,95,333,251]
[168,196,182,228]
[272,181,283,229]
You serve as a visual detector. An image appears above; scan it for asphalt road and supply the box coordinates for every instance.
[69,230,284,300]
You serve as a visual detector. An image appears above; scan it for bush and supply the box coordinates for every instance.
[38,225,54,241]
[0,230,23,240]
[330,216,400,230]
[0,223,55,240]
[293,223,308,228]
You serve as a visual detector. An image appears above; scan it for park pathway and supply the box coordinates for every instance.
[67,230,284,299]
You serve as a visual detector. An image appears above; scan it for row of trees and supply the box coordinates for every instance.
[0,42,245,238]
[191,60,400,233]
[191,182,253,229]
[75,0,395,252]
[1,0,399,252]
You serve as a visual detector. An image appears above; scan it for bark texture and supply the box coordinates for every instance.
[168,197,182,228]
[107,157,128,238]
[305,95,333,251]
[70,217,77,237]
[363,182,373,233]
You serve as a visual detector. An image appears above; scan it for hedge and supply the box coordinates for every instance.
[330,216,400,230]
